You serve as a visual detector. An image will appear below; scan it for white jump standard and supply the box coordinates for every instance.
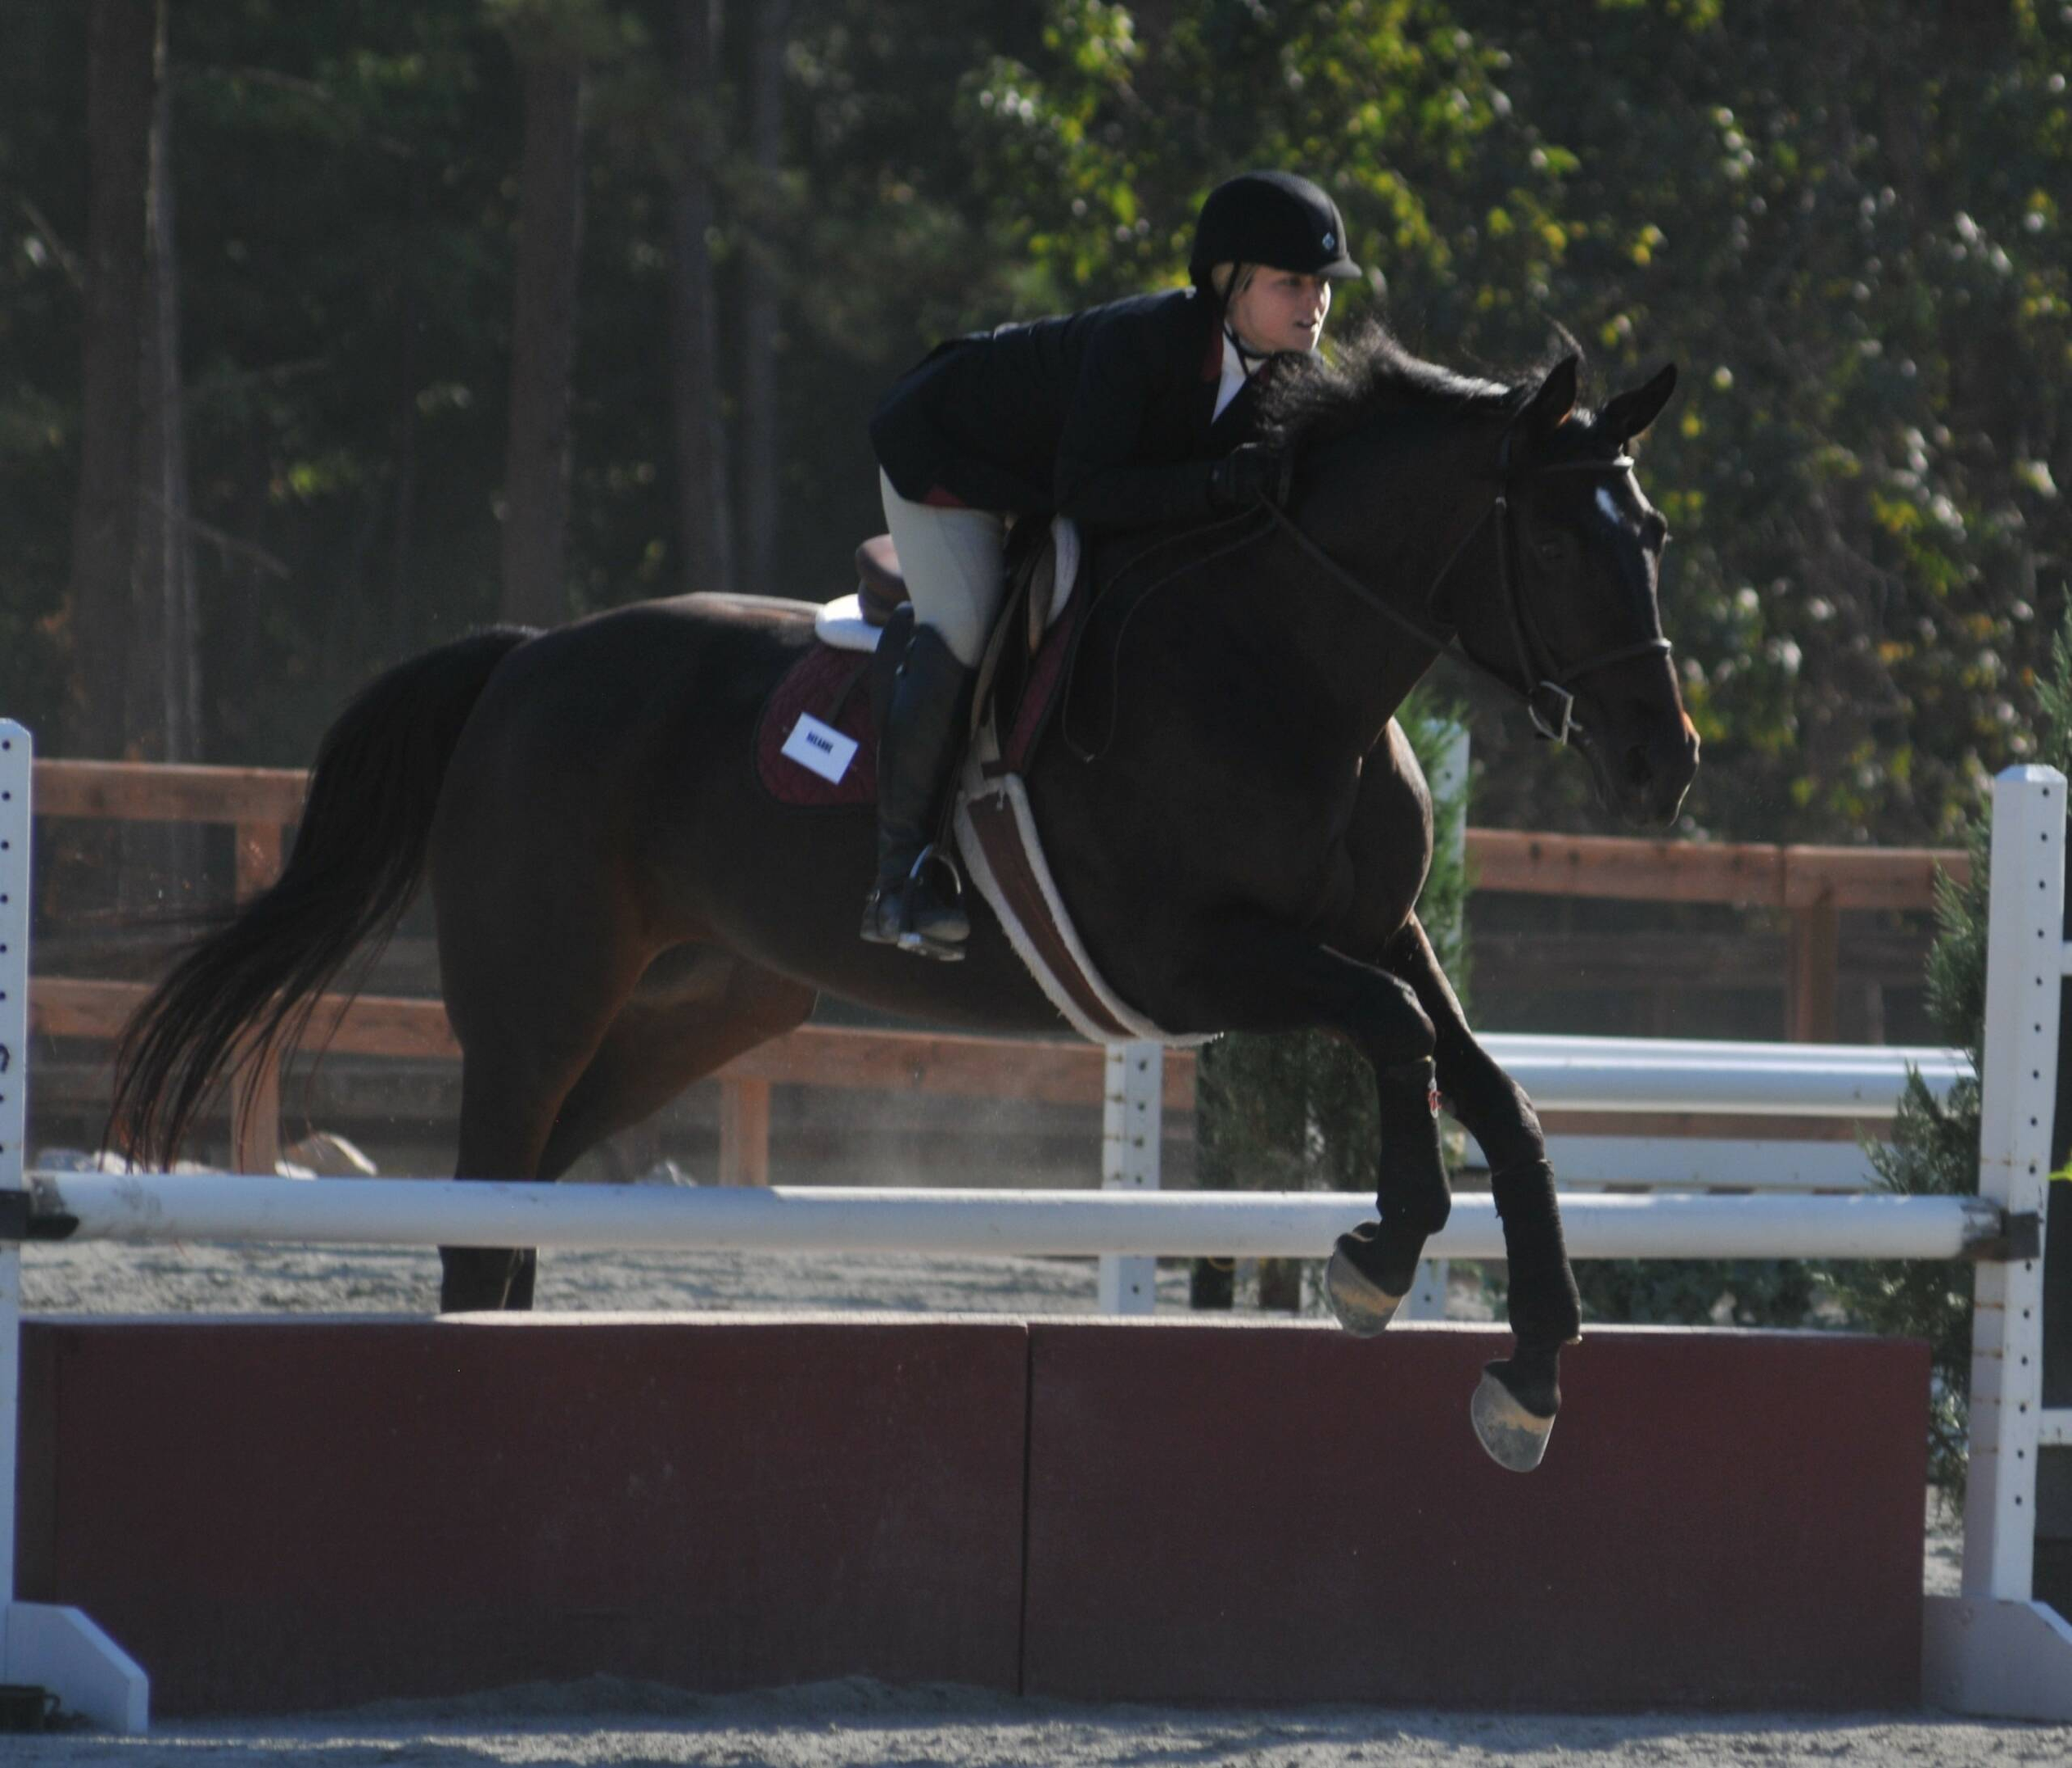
[0,723,147,1731]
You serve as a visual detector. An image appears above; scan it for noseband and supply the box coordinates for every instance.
[1263,439,1672,746]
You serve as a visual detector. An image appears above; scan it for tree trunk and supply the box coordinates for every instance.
[121,0,204,908]
[735,0,788,593]
[129,10,200,769]
[670,0,732,596]
[390,341,421,662]
[499,38,586,629]
[63,0,157,763]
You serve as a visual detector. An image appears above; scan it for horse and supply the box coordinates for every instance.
[108,322,1695,1471]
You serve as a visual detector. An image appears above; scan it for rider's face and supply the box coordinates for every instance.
[1227,268,1331,355]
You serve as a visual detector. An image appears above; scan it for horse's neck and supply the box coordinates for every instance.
[1232,446,1489,752]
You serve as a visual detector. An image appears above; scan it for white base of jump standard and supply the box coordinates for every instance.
[1922,1596,2072,1723]
[0,1603,148,1734]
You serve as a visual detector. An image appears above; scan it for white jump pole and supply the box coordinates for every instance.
[0,721,148,1733]
[18,1171,2002,1263]
[1474,1035,1968,1115]
[1923,765,2072,1721]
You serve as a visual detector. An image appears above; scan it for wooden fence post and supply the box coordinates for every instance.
[228,819,282,1174]
[717,1078,771,1186]
[1787,895,1840,1043]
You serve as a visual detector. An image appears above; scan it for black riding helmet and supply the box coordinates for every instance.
[1188,170,1362,296]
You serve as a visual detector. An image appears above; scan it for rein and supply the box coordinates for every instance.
[1059,435,1671,763]
[1260,442,1669,746]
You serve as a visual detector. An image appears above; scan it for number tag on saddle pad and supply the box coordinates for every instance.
[780,712,860,785]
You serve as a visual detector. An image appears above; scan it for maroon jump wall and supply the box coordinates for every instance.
[13,1315,1927,1716]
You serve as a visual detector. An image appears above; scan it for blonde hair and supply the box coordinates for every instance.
[1209,262,1258,304]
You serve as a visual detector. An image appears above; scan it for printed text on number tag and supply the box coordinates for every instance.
[781,713,859,785]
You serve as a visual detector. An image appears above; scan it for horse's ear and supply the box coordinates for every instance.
[1598,363,1679,443]
[1523,354,1579,438]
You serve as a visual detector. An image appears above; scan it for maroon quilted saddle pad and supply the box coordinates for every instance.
[755,643,878,808]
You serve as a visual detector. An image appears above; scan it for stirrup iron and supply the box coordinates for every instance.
[896,842,968,958]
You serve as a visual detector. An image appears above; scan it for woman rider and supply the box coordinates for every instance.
[864,169,1362,958]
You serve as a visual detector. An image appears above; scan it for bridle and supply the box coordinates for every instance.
[1261,431,1672,745]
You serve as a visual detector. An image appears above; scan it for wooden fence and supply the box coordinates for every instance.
[25,760,1968,1182]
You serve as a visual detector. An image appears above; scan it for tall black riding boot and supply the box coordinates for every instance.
[861,625,975,959]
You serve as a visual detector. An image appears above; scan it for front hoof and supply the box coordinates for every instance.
[1469,1363,1557,1473]
[1325,1226,1407,1337]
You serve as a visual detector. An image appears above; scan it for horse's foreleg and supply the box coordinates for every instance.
[1384,913,1578,1469]
[1162,922,1451,1325]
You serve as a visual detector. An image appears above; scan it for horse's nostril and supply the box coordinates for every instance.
[1624,745,1652,789]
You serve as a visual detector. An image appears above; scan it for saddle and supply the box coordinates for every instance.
[760,516,1092,812]
[755,518,1200,1044]
[813,519,1083,658]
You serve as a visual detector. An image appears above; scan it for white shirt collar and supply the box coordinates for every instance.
[1213,326,1319,421]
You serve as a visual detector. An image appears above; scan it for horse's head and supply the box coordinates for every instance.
[1450,356,1698,828]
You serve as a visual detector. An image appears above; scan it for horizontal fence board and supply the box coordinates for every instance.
[32,760,307,825]
[28,978,1195,1109]
[1469,828,1970,908]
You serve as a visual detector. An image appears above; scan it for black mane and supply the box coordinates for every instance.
[1257,319,1537,453]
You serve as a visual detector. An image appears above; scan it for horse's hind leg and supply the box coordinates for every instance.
[435,857,648,1313]
[535,947,815,1182]
[442,985,634,1311]
[461,952,809,1310]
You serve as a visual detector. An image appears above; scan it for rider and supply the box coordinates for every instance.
[863,169,1362,958]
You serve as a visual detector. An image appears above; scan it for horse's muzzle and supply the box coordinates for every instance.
[1614,710,1700,827]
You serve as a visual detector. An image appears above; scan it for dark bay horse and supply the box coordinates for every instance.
[110,324,1694,1469]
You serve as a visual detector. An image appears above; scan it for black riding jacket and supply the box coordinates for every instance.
[869,287,1259,529]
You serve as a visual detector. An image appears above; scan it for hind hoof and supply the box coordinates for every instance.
[1325,1229,1406,1337]
[1469,1366,1556,1473]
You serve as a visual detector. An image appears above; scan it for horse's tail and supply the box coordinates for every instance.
[109,626,535,1166]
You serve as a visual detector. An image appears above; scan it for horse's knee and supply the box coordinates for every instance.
[1482,1075,1546,1168]
[1356,973,1437,1065]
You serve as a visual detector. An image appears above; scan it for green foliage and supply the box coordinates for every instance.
[953,1,2072,845]
[1567,1259,1824,1328]
[1843,1069,1982,1503]
[5,0,2071,833]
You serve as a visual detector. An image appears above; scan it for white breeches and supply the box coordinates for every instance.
[878,469,1009,668]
